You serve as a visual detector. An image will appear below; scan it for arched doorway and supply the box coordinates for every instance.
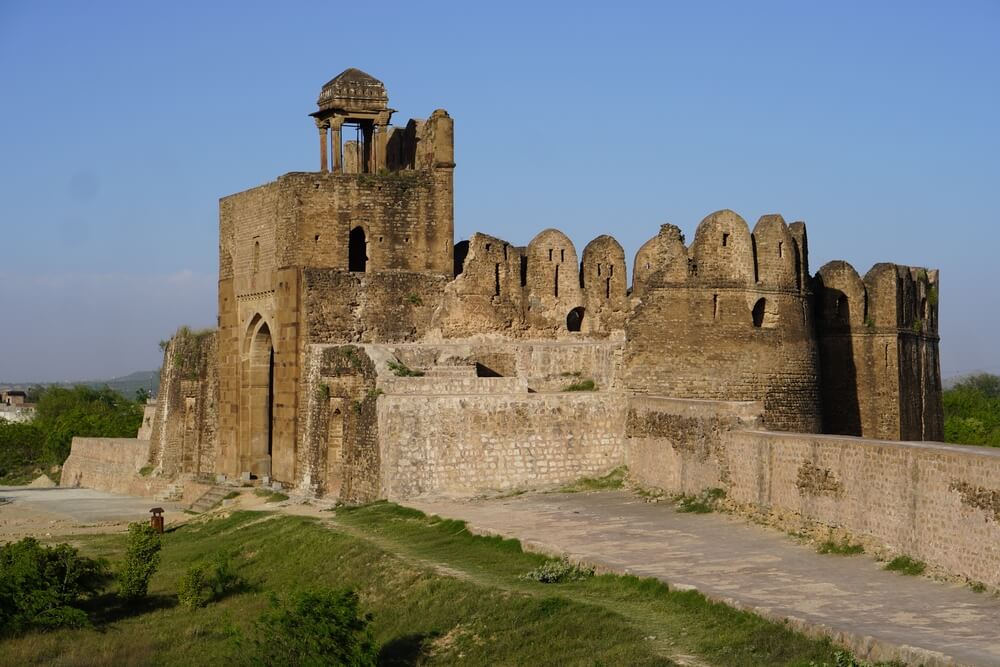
[566,307,585,332]
[349,226,367,272]
[247,321,274,477]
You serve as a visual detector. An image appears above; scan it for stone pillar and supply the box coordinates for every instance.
[374,123,389,173]
[362,124,374,173]
[331,118,343,173]
[317,120,328,172]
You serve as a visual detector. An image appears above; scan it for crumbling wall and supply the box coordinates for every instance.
[148,328,219,477]
[60,437,166,496]
[297,345,381,502]
[626,396,763,494]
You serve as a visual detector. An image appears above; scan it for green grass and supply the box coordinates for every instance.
[0,505,889,666]
[675,488,726,514]
[817,540,865,556]
[138,466,154,477]
[559,466,627,493]
[222,491,239,501]
[252,489,289,503]
[884,555,926,576]
[562,378,596,392]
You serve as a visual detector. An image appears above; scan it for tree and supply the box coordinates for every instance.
[117,522,161,601]
[135,388,151,404]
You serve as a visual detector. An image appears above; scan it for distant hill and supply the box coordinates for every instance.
[0,369,160,399]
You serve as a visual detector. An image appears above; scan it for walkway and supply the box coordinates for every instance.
[408,491,1000,667]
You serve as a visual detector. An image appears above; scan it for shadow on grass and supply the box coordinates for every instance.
[378,631,439,666]
[82,592,178,627]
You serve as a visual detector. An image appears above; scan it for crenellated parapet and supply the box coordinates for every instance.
[625,209,821,433]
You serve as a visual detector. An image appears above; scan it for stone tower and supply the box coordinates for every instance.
[214,68,455,484]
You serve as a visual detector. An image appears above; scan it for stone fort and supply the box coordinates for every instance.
[66,69,1000,591]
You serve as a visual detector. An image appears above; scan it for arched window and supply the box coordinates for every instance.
[752,298,766,328]
[349,227,367,272]
[567,307,585,332]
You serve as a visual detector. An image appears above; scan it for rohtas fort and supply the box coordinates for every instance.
[64,69,1000,591]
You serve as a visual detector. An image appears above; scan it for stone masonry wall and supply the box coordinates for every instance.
[148,328,219,476]
[626,396,1000,589]
[378,392,626,499]
[60,438,166,496]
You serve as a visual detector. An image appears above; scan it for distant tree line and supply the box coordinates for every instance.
[943,373,1000,447]
[0,386,144,483]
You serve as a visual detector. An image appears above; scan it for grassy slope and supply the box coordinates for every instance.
[0,505,868,667]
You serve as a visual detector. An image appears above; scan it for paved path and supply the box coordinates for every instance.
[408,491,1000,667]
[0,486,184,541]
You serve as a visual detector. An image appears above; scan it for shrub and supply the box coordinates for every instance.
[817,539,864,556]
[117,522,161,601]
[519,559,594,584]
[884,555,925,576]
[675,488,726,514]
[387,360,424,377]
[247,588,377,667]
[0,537,111,636]
[253,489,289,503]
[177,554,241,609]
[562,379,596,392]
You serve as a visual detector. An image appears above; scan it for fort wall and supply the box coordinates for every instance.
[377,392,626,499]
[626,398,1000,589]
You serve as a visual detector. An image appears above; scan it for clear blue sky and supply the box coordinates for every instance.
[0,1,997,382]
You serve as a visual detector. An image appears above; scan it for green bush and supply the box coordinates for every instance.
[884,555,925,576]
[117,522,161,601]
[247,588,377,667]
[177,554,241,609]
[0,421,46,484]
[562,378,596,392]
[0,537,111,636]
[387,360,424,377]
[519,559,594,584]
[33,385,144,464]
[817,539,864,556]
[675,488,726,514]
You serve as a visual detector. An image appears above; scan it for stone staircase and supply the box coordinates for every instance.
[189,486,230,513]
[421,364,477,378]
[154,481,184,503]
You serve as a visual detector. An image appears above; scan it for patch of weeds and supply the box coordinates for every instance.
[884,555,925,576]
[222,491,240,501]
[559,466,627,493]
[912,318,923,334]
[519,559,594,584]
[969,581,987,594]
[405,293,422,306]
[562,378,596,392]
[177,553,243,609]
[928,285,938,306]
[864,316,875,329]
[366,388,384,401]
[817,539,864,556]
[315,383,330,401]
[253,489,289,503]
[138,465,154,477]
[675,488,726,514]
[387,360,424,377]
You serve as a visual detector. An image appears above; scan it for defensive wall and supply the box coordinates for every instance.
[627,396,1000,590]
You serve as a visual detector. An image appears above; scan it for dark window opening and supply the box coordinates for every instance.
[605,277,611,299]
[548,248,553,261]
[349,226,367,272]
[597,265,602,277]
[751,234,759,283]
[554,265,560,297]
[752,298,766,328]
[778,241,783,258]
[267,347,274,457]
[453,240,470,277]
[520,255,528,287]
[609,264,614,277]
[494,263,501,296]
[485,243,492,252]
[835,294,848,322]
[560,249,565,262]
[567,307,585,332]
[314,234,320,242]
[722,233,729,247]
[713,294,719,319]
[253,240,260,273]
